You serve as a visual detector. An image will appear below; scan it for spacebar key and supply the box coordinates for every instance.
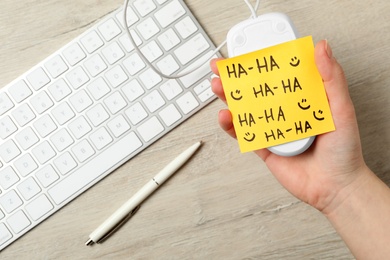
[48,132,142,205]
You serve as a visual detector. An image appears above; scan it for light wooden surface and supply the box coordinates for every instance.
[1,0,389,259]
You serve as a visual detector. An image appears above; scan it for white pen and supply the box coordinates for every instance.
[85,141,202,246]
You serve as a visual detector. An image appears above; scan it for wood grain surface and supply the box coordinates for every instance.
[1,0,389,259]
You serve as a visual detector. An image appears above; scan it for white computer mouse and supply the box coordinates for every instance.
[226,12,315,156]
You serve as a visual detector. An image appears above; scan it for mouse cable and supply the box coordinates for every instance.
[244,0,260,19]
[122,0,260,79]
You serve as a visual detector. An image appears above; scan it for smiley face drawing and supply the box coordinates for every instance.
[298,99,311,110]
[313,110,325,121]
[230,89,243,101]
[289,56,300,67]
[243,132,256,142]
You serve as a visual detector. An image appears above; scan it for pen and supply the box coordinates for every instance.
[85,141,202,246]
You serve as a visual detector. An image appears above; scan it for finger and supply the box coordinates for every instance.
[218,109,236,139]
[314,39,362,160]
[210,58,224,76]
[254,148,272,162]
[211,77,227,103]
[314,40,355,118]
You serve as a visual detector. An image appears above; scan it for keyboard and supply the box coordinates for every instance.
[0,0,218,250]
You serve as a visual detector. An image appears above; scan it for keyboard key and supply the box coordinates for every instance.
[179,51,217,88]
[134,0,156,17]
[62,42,86,66]
[105,65,128,88]
[176,92,199,114]
[80,30,104,54]
[71,139,95,163]
[0,223,12,246]
[119,31,142,52]
[50,129,74,152]
[198,85,214,102]
[156,54,180,76]
[116,6,139,28]
[0,140,21,163]
[123,53,146,76]
[35,165,59,188]
[139,68,162,89]
[98,18,121,42]
[159,104,182,127]
[7,210,31,234]
[33,114,57,138]
[51,102,75,125]
[142,90,165,113]
[160,80,182,100]
[15,127,39,151]
[104,91,127,114]
[175,16,198,39]
[26,67,51,91]
[69,89,93,113]
[13,153,38,177]
[194,79,211,95]
[25,195,54,221]
[87,78,111,100]
[12,103,36,127]
[137,17,160,40]
[0,190,23,213]
[154,0,185,28]
[17,177,41,201]
[32,141,56,165]
[68,116,92,139]
[44,55,69,78]
[102,42,125,65]
[0,167,20,190]
[138,116,164,142]
[107,115,131,137]
[66,66,90,89]
[8,80,32,103]
[53,152,77,175]
[48,132,142,205]
[122,79,145,102]
[84,54,107,77]
[141,41,163,62]
[0,93,14,116]
[0,116,18,140]
[30,91,54,114]
[90,127,113,150]
[48,79,72,102]
[158,28,180,51]
[174,33,210,65]
[86,104,110,126]
[125,102,148,125]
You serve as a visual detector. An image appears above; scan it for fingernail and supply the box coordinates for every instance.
[325,39,333,59]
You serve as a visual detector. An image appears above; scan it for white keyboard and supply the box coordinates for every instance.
[0,0,218,250]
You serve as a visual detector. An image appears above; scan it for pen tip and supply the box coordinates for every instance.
[85,239,95,246]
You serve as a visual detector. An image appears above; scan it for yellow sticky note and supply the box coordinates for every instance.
[217,36,335,153]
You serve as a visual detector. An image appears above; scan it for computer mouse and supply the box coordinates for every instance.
[226,12,315,156]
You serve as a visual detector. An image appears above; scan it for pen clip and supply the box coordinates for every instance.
[97,205,141,244]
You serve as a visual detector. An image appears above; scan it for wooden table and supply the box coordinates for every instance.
[1,0,389,258]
